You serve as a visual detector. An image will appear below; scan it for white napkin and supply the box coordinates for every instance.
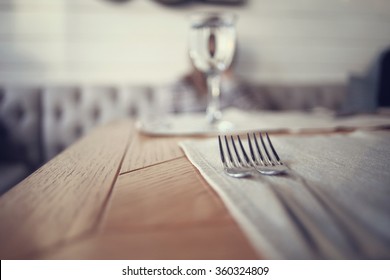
[139,108,390,136]
[179,131,390,259]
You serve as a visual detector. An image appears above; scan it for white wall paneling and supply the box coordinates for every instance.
[0,0,389,85]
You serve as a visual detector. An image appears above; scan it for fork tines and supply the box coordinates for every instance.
[218,132,282,169]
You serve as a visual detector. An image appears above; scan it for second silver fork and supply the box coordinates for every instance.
[218,132,288,177]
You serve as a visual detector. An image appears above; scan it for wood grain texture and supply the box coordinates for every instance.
[92,157,258,259]
[29,153,259,259]
[36,225,258,260]
[107,157,232,232]
[0,120,131,259]
[120,126,184,173]
[0,119,258,259]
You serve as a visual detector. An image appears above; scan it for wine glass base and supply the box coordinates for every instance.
[209,120,234,132]
[137,113,235,136]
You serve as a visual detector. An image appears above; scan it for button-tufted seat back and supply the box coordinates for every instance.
[42,86,151,160]
[0,87,42,168]
[1,83,349,194]
[1,83,347,165]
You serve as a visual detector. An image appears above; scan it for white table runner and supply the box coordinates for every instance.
[139,109,390,136]
[179,131,390,259]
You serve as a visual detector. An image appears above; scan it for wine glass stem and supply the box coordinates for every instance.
[206,73,222,124]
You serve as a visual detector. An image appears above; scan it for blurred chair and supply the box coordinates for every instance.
[0,82,350,195]
[42,86,151,160]
[0,85,152,194]
[0,87,42,194]
[378,48,390,107]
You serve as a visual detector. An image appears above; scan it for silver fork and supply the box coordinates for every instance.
[218,132,288,177]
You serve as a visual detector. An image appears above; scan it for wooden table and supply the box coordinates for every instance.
[0,120,258,259]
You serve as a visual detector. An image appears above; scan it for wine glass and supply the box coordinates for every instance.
[189,12,237,129]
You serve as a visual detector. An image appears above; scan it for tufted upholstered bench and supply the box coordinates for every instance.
[0,87,42,194]
[0,83,348,194]
[0,85,152,194]
[41,86,152,160]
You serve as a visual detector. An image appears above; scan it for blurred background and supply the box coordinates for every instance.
[1,0,389,85]
[1,0,390,194]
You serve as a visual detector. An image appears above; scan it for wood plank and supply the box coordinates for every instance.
[120,125,184,173]
[107,157,232,232]
[34,156,258,259]
[36,225,258,260]
[0,120,131,259]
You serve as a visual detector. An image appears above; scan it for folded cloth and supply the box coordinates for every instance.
[179,131,390,259]
[139,108,390,136]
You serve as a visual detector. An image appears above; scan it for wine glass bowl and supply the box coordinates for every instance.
[189,12,237,126]
[137,13,237,136]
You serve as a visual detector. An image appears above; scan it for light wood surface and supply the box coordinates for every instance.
[120,123,184,173]
[0,119,258,259]
[0,120,131,259]
[106,157,231,231]
[37,225,257,260]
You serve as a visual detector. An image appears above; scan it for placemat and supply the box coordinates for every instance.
[179,131,390,259]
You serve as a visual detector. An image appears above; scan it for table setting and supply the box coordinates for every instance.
[138,11,390,259]
[1,9,390,262]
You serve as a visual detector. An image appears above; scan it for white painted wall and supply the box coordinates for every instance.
[0,0,389,85]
